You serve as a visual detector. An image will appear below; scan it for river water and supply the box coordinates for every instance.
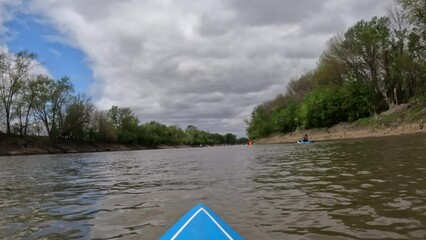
[0,134,425,240]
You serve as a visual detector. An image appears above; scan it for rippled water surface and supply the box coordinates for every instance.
[1,134,426,239]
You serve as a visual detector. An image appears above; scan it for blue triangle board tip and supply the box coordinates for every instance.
[160,203,243,240]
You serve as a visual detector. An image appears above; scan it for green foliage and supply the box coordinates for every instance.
[299,88,346,129]
[138,121,171,146]
[62,94,94,141]
[223,133,237,144]
[32,75,74,139]
[118,130,138,144]
[286,72,316,101]
[399,0,426,28]
[312,53,347,87]
[342,17,392,104]
[236,137,249,144]
[0,50,37,134]
[90,110,118,142]
[247,79,378,138]
[108,106,138,130]
[129,122,241,147]
[354,117,372,127]
[341,80,375,122]
[272,102,298,133]
[106,106,139,144]
[246,105,274,139]
[167,125,186,145]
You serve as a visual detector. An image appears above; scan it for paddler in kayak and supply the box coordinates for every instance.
[302,134,309,142]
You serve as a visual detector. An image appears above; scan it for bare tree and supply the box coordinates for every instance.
[0,50,37,134]
[13,77,38,136]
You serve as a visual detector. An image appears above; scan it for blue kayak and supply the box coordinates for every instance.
[160,203,243,240]
[297,140,314,144]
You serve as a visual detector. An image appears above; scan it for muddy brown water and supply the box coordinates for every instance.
[0,134,425,239]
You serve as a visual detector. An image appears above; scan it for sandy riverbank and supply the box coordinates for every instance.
[255,121,426,144]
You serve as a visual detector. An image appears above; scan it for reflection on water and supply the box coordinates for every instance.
[0,134,425,239]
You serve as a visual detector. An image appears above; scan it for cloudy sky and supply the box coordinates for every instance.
[0,0,394,136]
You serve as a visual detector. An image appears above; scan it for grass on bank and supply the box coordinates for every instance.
[353,103,426,129]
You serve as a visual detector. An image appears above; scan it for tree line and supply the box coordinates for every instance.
[0,51,247,146]
[247,0,426,139]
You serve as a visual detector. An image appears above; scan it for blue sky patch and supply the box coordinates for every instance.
[4,13,93,94]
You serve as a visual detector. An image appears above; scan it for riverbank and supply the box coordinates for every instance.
[0,135,195,156]
[0,135,141,156]
[0,134,243,156]
[256,103,426,144]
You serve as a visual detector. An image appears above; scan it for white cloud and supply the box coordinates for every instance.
[0,45,51,78]
[0,0,24,40]
[2,0,394,136]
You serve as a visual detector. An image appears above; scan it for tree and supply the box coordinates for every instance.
[33,75,74,139]
[314,40,349,87]
[167,125,185,145]
[13,77,38,136]
[386,5,410,104]
[246,105,274,139]
[286,72,315,101]
[399,0,426,100]
[139,121,173,146]
[184,125,200,145]
[62,94,94,141]
[236,137,249,144]
[107,106,138,130]
[343,17,392,106]
[298,88,346,128]
[0,50,37,134]
[107,106,139,143]
[341,79,375,121]
[399,0,426,31]
[272,102,298,133]
[223,133,237,144]
[89,110,117,142]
